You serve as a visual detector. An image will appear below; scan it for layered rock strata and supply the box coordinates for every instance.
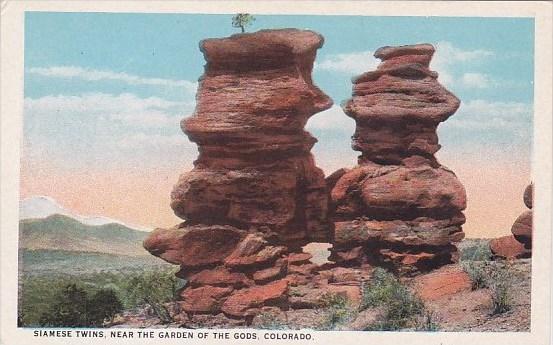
[490,183,533,259]
[328,44,467,275]
[144,29,333,319]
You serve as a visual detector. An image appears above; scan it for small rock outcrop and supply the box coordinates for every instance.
[143,29,333,319]
[490,183,533,259]
[489,235,529,259]
[328,44,467,275]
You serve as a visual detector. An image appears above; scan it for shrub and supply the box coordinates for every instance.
[317,292,357,330]
[39,283,89,327]
[37,283,123,327]
[88,288,123,325]
[416,309,440,331]
[123,269,181,323]
[19,268,182,327]
[460,240,492,262]
[462,261,514,315]
[360,268,399,309]
[462,261,489,290]
[361,268,426,331]
[488,264,514,315]
[254,311,288,330]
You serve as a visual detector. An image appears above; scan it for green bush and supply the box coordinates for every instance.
[462,261,489,290]
[19,267,182,327]
[88,289,123,325]
[317,292,357,330]
[460,241,492,262]
[488,265,514,315]
[416,309,440,331]
[254,311,288,330]
[37,284,122,327]
[361,268,426,331]
[123,269,182,323]
[39,283,90,327]
[461,262,514,314]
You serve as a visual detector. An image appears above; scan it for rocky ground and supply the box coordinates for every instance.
[412,259,531,332]
[109,240,531,332]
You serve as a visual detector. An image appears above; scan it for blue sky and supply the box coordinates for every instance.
[23,13,534,173]
[21,12,535,236]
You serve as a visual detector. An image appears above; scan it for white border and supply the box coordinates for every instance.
[1,1,552,345]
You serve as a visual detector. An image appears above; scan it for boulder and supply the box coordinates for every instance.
[489,235,530,259]
[511,210,532,248]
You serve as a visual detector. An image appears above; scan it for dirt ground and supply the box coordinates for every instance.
[423,259,531,332]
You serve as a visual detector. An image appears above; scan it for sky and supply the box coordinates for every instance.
[21,12,534,238]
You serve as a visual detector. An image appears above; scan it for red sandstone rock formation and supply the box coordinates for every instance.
[143,29,333,319]
[490,183,533,258]
[328,44,467,275]
[171,29,332,246]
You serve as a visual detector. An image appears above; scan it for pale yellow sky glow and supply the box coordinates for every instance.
[21,147,531,239]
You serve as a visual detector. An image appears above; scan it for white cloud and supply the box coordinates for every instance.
[28,66,198,94]
[433,41,493,64]
[432,41,494,88]
[315,51,379,75]
[306,105,355,132]
[460,72,493,89]
[23,93,198,166]
[24,93,194,128]
[445,99,532,136]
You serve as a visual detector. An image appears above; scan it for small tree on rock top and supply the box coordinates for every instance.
[232,13,255,33]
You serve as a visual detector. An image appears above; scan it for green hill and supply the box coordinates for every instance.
[19,214,150,257]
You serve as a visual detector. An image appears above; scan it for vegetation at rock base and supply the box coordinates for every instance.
[19,267,182,327]
[253,311,289,330]
[415,309,440,331]
[461,261,515,315]
[462,261,490,290]
[459,239,492,262]
[124,269,183,323]
[232,13,255,33]
[317,292,358,330]
[360,268,427,331]
[488,264,514,315]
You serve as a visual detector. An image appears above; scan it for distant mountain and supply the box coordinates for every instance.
[20,196,151,231]
[19,214,151,257]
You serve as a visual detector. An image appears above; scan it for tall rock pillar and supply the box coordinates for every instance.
[328,44,467,275]
[144,29,332,318]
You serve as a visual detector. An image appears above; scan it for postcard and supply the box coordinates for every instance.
[1,1,552,345]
